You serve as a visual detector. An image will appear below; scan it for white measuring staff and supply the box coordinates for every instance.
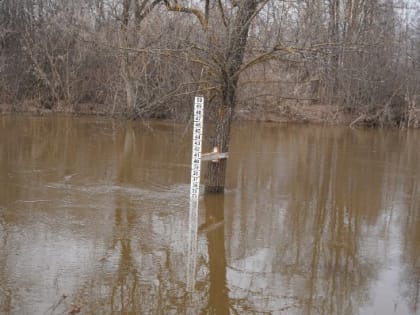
[189,96,204,200]
[186,96,204,293]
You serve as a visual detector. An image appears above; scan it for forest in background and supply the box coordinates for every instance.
[1,0,420,127]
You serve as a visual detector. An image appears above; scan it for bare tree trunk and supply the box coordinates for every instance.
[327,0,340,100]
[205,100,233,193]
[121,54,137,112]
[120,0,137,113]
[205,0,259,193]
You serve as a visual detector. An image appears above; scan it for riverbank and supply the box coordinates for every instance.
[1,102,419,128]
[0,102,115,117]
[237,104,353,125]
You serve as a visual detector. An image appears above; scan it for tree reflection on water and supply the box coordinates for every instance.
[203,194,229,315]
[1,118,420,314]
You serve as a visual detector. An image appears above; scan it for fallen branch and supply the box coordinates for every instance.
[349,114,366,128]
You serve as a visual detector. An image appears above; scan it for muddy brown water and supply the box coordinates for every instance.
[0,116,420,315]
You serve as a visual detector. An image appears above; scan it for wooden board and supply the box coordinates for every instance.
[201,152,229,162]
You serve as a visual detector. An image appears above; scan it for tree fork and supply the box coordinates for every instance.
[163,0,262,193]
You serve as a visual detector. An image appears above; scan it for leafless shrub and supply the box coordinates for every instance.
[0,0,419,127]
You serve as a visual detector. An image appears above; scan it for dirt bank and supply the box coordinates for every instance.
[236,104,355,125]
[0,102,119,117]
[1,102,419,128]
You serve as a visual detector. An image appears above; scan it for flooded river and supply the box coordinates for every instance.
[0,116,420,315]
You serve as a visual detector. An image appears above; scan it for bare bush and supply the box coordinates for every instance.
[0,0,418,127]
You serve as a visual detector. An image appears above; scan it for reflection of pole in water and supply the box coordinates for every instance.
[187,97,204,293]
[187,198,199,292]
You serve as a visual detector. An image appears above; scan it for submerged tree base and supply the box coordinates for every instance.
[204,186,225,194]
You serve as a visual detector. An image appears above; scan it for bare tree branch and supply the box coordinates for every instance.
[164,0,208,29]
